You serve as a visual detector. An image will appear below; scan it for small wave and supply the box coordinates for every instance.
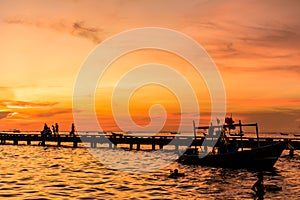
[0,194,20,197]
[50,164,62,168]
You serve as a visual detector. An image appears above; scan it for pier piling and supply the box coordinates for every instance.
[73,141,78,148]
[152,144,155,150]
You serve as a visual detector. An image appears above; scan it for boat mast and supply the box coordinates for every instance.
[256,123,260,147]
[238,120,244,151]
[193,120,196,148]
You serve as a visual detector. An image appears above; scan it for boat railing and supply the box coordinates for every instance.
[193,120,260,149]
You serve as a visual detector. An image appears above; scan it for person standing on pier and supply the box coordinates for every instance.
[42,123,48,136]
[55,123,59,135]
[70,123,75,136]
[52,125,56,136]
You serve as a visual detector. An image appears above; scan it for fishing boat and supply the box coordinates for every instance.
[12,129,21,133]
[6,129,21,133]
[178,117,286,170]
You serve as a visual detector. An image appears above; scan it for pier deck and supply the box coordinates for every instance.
[0,133,299,150]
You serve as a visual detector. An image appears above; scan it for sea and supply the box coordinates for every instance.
[0,132,299,199]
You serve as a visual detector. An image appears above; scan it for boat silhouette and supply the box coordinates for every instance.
[178,117,286,170]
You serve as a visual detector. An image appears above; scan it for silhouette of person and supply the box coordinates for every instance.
[252,172,265,200]
[44,123,48,131]
[42,123,48,136]
[48,126,52,136]
[70,123,75,136]
[55,123,59,135]
[52,125,56,136]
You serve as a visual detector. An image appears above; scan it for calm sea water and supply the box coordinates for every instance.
[0,142,299,200]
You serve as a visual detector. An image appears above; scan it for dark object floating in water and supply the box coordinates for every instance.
[178,117,286,170]
[280,132,289,136]
[265,184,282,192]
[168,169,184,178]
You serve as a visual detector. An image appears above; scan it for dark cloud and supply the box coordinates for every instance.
[0,111,12,119]
[4,17,102,44]
[71,21,101,43]
[236,23,300,49]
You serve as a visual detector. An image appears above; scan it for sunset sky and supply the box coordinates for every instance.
[0,0,299,132]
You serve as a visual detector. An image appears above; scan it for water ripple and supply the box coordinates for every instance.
[0,146,299,199]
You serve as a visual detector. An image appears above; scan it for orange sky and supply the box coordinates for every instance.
[0,0,299,132]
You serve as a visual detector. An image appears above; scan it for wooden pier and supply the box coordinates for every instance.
[0,133,299,150]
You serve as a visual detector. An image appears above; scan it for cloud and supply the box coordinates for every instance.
[179,3,300,60]
[4,17,102,44]
[0,100,58,109]
[222,65,300,75]
[34,108,72,118]
[207,21,300,59]
[265,65,300,74]
[235,23,300,49]
[0,101,73,122]
[71,21,101,43]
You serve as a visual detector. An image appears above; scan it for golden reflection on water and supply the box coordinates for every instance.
[0,145,299,199]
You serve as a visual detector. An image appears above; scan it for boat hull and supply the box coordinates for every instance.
[178,142,286,170]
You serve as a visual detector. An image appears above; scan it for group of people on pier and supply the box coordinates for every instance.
[41,123,76,137]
